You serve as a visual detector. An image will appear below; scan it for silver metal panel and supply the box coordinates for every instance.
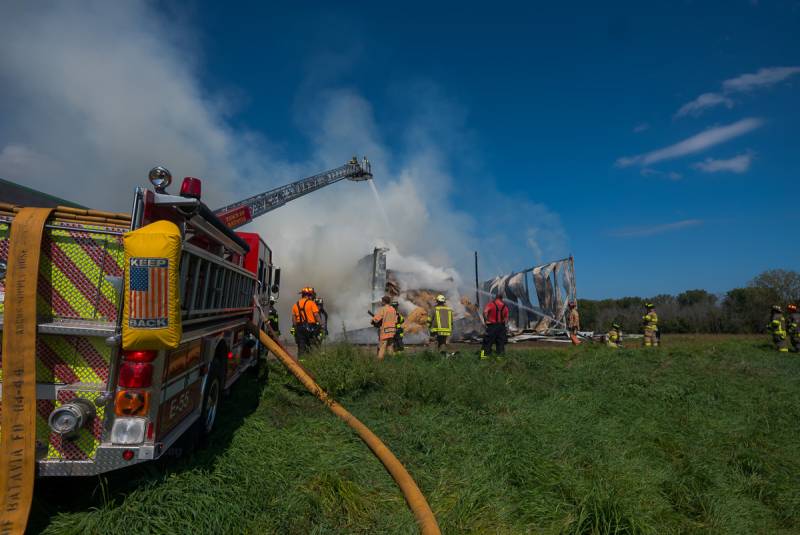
[0,316,117,336]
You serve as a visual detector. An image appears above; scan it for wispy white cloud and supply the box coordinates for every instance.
[693,152,754,174]
[722,66,800,93]
[633,122,650,133]
[610,219,703,238]
[641,168,682,180]
[675,92,734,118]
[676,66,800,118]
[616,118,762,167]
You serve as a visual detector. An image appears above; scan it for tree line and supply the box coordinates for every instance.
[577,269,800,334]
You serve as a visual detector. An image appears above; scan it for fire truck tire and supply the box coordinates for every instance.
[199,358,224,437]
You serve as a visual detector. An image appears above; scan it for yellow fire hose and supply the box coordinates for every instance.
[0,208,54,535]
[255,328,441,535]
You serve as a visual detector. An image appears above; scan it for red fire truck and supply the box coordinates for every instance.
[0,158,371,478]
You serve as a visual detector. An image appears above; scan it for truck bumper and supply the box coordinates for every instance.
[37,444,157,476]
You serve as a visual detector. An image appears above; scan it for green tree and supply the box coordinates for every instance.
[722,286,780,333]
[749,269,800,304]
[677,289,717,307]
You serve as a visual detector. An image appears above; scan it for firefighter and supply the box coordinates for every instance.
[315,296,329,341]
[481,292,508,359]
[606,323,622,348]
[787,304,800,352]
[372,295,398,360]
[427,294,454,354]
[642,303,659,347]
[767,305,788,352]
[268,296,280,335]
[292,287,321,356]
[391,299,405,352]
[567,301,581,345]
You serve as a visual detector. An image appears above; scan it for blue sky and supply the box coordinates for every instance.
[185,0,800,298]
[1,1,798,300]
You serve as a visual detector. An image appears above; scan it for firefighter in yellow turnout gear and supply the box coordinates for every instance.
[787,304,800,353]
[391,299,405,352]
[606,323,622,348]
[768,305,789,352]
[642,303,659,347]
[428,294,453,354]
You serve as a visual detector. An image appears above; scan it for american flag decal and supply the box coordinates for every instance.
[128,257,169,328]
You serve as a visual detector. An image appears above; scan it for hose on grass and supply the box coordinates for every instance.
[254,327,441,535]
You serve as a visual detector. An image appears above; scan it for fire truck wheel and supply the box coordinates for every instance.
[200,359,224,436]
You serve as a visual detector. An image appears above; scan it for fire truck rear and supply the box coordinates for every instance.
[0,168,276,476]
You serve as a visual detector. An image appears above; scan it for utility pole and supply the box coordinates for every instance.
[474,251,480,309]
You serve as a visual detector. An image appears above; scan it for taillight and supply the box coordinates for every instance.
[123,349,157,362]
[115,390,150,417]
[119,362,154,388]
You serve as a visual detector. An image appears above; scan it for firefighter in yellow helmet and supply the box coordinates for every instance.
[787,304,800,352]
[391,299,405,352]
[427,294,453,354]
[642,303,659,347]
[292,287,321,356]
[767,305,789,352]
[606,323,622,348]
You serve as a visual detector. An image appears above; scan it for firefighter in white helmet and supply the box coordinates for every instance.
[427,294,453,354]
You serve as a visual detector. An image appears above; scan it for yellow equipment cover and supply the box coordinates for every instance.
[122,220,182,350]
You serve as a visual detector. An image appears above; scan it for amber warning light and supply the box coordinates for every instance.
[218,205,252,228]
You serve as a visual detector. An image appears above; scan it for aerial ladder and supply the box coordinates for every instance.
[215,156,373,229]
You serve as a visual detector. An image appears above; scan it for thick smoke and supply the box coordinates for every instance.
[0,1,568,334]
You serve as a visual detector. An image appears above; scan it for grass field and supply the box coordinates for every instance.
[33,336,800,534]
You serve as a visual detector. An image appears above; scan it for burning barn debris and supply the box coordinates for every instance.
[334,247,482,343]
[332,248,579,345]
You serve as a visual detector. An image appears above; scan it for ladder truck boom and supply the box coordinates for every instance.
[215,156,373,229]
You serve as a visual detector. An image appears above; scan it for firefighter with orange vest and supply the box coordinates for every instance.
[481,292,509,359]
[372,295,398,360]
[292,287,321,356]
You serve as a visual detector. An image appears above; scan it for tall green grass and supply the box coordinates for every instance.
[36,337,800,534]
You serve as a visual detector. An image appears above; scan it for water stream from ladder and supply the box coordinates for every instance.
[368,179,391,230]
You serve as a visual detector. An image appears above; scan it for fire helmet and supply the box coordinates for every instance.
[315,297,324,306]
[788,304,798,313]
[645,303,655,309]
[435,294,446,303]
[300,286,315,297]
[612,323,621,330]
[269,296,276,304]
[390,299,399,307]
[772,304,782,313]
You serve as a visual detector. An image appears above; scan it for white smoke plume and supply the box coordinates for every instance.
[0,1,568,334]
